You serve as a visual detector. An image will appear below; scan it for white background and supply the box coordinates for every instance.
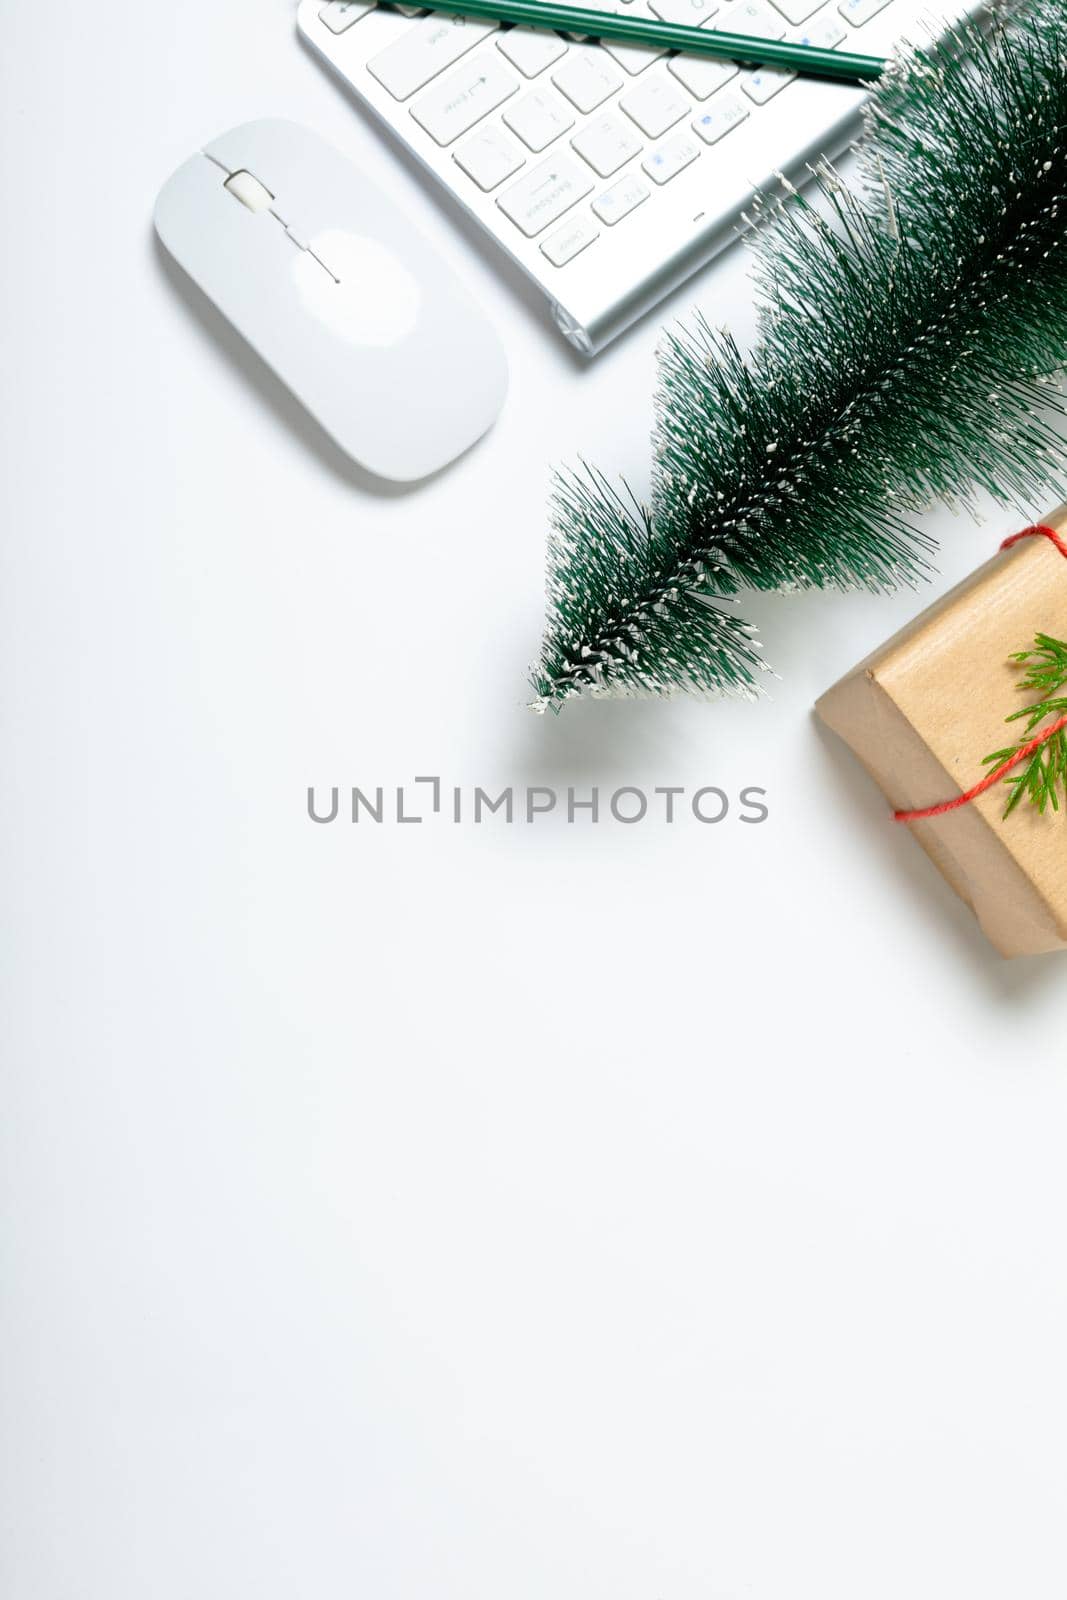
[2,3,1065,1597]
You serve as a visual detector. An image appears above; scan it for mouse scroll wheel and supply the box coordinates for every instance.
[223,170,275,213]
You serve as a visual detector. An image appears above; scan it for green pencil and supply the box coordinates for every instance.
[409,0,885,85]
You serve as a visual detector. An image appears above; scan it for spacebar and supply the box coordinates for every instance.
[497,157,593,238]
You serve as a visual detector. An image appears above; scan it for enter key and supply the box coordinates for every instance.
[411,58,519,146]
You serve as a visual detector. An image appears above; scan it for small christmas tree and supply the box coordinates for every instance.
[531,1,1067,711]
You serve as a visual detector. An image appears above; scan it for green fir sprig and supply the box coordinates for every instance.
[531,1,1067,711]
[983,633,1067,815]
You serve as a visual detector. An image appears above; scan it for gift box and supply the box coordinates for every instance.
[815,508,1067,958]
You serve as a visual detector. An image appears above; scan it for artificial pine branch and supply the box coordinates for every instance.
[531,1,1067,711]
[983,633,1067,815]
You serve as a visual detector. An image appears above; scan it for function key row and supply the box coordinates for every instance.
[356,0,850,104]
[322,0,891,62]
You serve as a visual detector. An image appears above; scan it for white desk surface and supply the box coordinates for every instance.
[2,5,1064,1597]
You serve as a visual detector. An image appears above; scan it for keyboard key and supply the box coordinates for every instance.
[551,49,623,112]
[740,64,795,101]
[838,0,891,22]
[767,0,822,21]
[496,27,567,76]
[592,172,650,224]
[319,0,375,31]
[571,113,642,177]
[541,214,600,264]
[641,130,700,183]
[692,91,747,141]
[503,88,574,150]
[620,74,689,137]
[794,13,846,45]
[497,155,594,235]
[648,0,718,21]
[602,1,669,74]
[603,38,666,74]
[368,15,496,100]
[714,0,785,36]
[454,124,525,188]
[668,54,737,98]
[411,58,518,144]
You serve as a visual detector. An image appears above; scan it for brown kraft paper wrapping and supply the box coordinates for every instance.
[815,506,1067,958]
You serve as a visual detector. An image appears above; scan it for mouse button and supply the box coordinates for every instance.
[155,156,303,325]
[155,153,245,260]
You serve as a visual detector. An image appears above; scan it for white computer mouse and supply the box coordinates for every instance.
[154,119,508,482]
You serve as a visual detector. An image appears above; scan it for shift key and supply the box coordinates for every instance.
[368,15,497,101]
[497,156,593,237]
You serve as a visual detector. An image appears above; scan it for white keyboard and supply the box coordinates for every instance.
[298,0,977,351]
